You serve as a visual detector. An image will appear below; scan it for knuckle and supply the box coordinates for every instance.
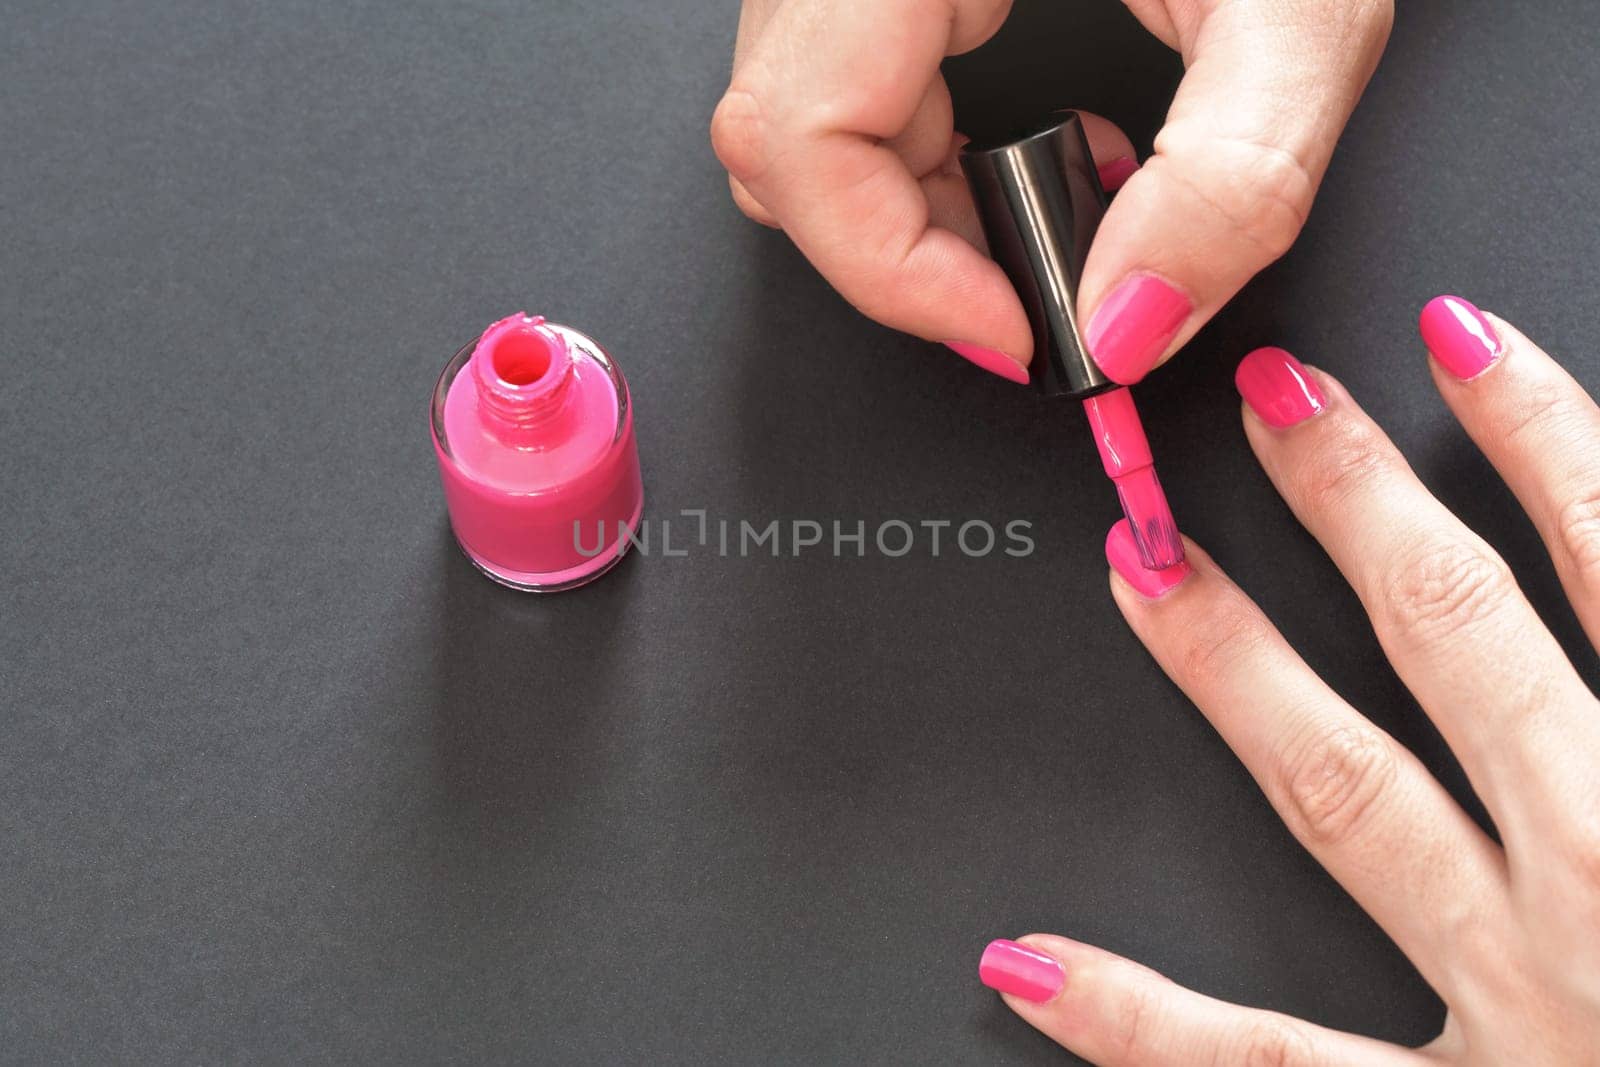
[1235,1016,1319,1067]
[1445,908,1515,989]
[1554,489,1600,588]
[1500,380,1586,452]
[1109,977,1164,1063]
[1290,417,1394,517]
[1339,0,1395,48]
[710,88,769,185]
[1175,596,1270,693]
[727,178,773,225]
[1294,0,1392,57]
[1231,144,1317,258]
[1376,539,1514,644]
[1157,130,1316,262]
[960,0,1018,46]
[1278,723,1397,846]
[1563,810,1600,890]
[1356,0,1396,46]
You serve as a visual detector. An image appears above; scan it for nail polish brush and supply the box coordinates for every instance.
[960,112,1183,570]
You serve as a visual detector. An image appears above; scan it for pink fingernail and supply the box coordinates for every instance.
[1085,274,1191,384]
[944,341,1030,384]
[1419,295,1502,380]
[1097,156,1138,193]
[978,940,1065,1003]
[1235,346,1326,428]
[1106,518,1191,598]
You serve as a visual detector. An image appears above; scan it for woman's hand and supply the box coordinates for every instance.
[710,0,1392,385]
[978,296,1600,1064]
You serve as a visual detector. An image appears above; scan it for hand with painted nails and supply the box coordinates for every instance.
[981,297,1600,1064]
[710,0,1392,385]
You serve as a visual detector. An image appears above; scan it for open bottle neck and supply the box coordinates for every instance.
[471,313,577,441]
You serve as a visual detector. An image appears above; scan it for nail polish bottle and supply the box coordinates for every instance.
[961,114,1183,568]
[430,313,644,592]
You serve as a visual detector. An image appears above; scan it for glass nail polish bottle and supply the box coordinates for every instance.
[430,313,643,592]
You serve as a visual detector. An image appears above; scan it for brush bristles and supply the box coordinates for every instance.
[1132,513,1185,571]
[1113,467,1185,572]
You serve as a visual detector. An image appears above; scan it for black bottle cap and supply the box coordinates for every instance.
[960,112,1114,399]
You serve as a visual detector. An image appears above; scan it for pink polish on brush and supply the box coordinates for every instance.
[1106,519,1191,597]
[1082,388,1183,569]
[431,313,644,592]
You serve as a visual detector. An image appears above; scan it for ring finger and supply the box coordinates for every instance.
[1234,345,1599,851]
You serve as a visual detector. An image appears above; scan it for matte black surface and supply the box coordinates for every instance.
[4,1,1598,1062]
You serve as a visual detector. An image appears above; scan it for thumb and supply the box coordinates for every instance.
[1079,0,1393,384]
[978,935,1418,1066]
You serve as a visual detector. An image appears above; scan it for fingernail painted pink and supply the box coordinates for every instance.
[1081,388,1183,569]
[431,313,644,592]
[944,341,1030,384]
[979,940,1065,1003]
[1419,295,1502,379]
[1097,156,1138,193]
[1106,518,1191,597]
[1084,274,1192,384]
[1234,346,1326,428]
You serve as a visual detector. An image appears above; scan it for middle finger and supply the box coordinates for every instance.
[1235,346,1595,839]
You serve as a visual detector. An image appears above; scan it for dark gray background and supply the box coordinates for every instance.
[4,0,1597,1062]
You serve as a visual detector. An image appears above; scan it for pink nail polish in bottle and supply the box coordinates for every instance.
[430,312,644,592]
